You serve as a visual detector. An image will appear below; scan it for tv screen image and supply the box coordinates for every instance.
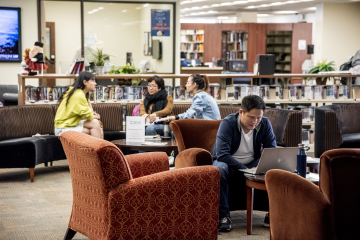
[0,7,21,62]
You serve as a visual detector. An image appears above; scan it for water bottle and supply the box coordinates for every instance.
[163,121,170,138]
[297,144,310,178]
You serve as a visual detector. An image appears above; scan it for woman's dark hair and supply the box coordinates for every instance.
[147,75,164,90]
[58,71,95,107]
[190,74,209,92]
[241,95,266,113]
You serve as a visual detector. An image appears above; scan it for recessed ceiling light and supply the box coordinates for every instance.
[199,11,206,14]
[233,1,247,3]
[202,5,210,8]
[218,16,229,19]
[98,7,104,10]
[271,2,285,5]
[301,0,314,1]
[88,11,93,14]
[246,6,257,9]
[180,1,191,4]
[221,2,232,5]
[257,14,269,17]
[259,4,269,7]
[143,4,149,7]
[208,10,218,13]
[212,4,220,7]
[305,7,316,10]
[248,0,263,2]
[191,6,200,9]
[190,13,196,15]
[92,9,99,12]
[122,10,127,12]
[274,11,297,14]
[286,0,301,3]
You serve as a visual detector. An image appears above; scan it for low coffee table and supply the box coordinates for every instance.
[112,139,178,155]
[245,172,319,235]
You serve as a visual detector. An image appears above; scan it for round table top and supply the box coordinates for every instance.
[244,172,319,184]
[112,138,178,152]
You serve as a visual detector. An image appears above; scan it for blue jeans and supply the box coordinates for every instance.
[213,159,259,219]
[145,124,164,136]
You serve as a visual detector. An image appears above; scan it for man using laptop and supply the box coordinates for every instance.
[212,95,277,232]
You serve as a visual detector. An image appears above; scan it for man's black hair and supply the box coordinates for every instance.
[241,95,266,113]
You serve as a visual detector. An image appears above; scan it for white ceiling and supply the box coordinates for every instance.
[180,0,359,19]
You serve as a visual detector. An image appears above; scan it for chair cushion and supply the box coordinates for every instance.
[39,135,66,161]
[264,109,290,146]
[104,131,126,142]
[340,133,360,148]
[0,137,49,168]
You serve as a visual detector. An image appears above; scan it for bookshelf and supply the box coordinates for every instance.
[180,29,204,63]
[266,31,292,73]
[221,31,248,71]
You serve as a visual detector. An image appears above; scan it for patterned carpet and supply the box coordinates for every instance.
[0,160,269,240]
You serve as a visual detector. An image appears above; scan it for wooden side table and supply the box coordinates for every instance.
[111,139,178,155]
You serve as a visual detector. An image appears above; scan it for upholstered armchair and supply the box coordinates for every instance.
[315,104,360,157]
[59,131,220,240]
[170,119,222,168]
[266,149,360,240]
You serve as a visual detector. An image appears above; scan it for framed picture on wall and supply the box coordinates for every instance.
[0,7,22,62]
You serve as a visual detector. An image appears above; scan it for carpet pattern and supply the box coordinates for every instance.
[0,160,269,240]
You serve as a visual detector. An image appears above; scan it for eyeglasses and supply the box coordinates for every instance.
[147,85,158,89]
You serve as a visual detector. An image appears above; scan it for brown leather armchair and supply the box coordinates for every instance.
[60,131,220,240]
[265,149,360,240]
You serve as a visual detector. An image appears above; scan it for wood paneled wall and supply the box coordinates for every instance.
[181,22,312,74]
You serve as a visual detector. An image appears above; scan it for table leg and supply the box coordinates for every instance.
[247,186,254,235]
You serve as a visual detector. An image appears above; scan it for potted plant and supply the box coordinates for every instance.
[306,60,336,85]
[88,41,106,76]
[110,63,140,86]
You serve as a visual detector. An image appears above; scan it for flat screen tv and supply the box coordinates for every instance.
[0,7,22,62]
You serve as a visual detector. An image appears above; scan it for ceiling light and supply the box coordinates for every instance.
[199,11,206,14]
[221,2,232,5]
[143,4,149,7]
[218,16,229,19]
[98,7,104,10]
[271,2,285,5]
[190,13,196,15]
[208,10,218,13]
[257,14,269,17]
[233,1,247,3]
[259,4,269,7]
[246,6,257,9]
[304,7,316,10]
[301,0,314,1]
[212,4,220,7]
[191,6,201,9]
[92,9,99,12]
[248,0,263,2]
[274,11,298,14]
[286,0,301,3]
[88,11,93,14]
[183,8,190,10]
[202,5,210,8]
[122,10,127,12]
[180,1,191,4]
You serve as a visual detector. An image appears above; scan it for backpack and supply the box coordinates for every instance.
[132,104,141,116]
[340,57,356,85]
[352,49,360,67]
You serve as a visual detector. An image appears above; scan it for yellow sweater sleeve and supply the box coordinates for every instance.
[54,90,93,128]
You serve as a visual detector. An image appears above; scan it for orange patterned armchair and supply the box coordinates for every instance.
[59,131,220,240]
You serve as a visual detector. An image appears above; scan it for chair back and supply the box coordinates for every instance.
[320,149,360,240]
[170,119,222,152]
[59,131,132,239]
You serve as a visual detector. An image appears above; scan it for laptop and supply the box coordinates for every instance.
[239,147,298,175]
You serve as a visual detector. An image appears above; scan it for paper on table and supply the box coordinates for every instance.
[306,172,319,182]
[141,142,167,146]
[307,157,320,163]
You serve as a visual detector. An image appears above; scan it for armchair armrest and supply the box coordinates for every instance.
[266,169,335,240]
[125,152,169,179]
[175,148,213,169]
[108,166,220,240]
[315,109,342,158]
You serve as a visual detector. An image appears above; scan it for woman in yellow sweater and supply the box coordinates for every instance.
[140,76,174,135]
[54,71,102,138]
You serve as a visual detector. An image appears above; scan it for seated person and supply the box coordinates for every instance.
[212,95,277,232]
[141,76,174,135]
[157,74,221,122]
[54,71,103,138]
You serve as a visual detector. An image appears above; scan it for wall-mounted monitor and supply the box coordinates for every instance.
[0,7,22,62]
